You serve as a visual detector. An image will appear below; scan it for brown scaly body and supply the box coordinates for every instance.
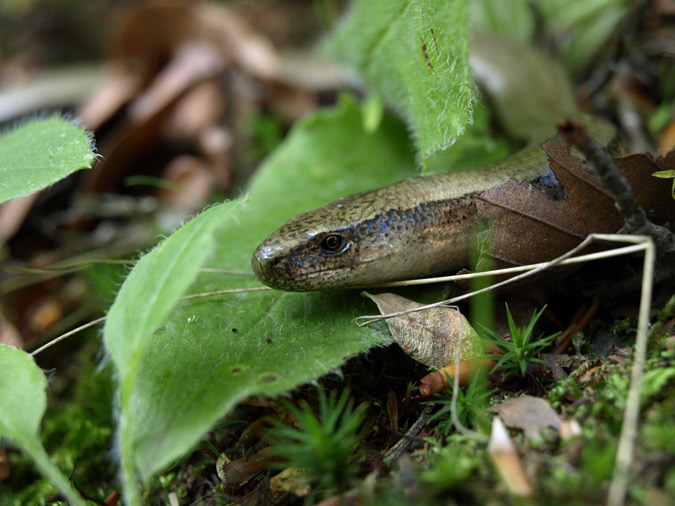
[251,122,619,291]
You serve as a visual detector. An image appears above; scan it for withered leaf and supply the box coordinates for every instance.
[489,395,560,434]
[475,136,675,268]
[419,358,496,396]
[216,446,277,488]
[362,292,482,368]
[270,467,311,499]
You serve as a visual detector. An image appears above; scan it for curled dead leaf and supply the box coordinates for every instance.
[216,446,279,489]
[578,365,603,383]
[362,292,483,369]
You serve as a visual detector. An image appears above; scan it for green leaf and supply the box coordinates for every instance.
[468,0,536,42]
[0,116,96,204]
[642,367,675,403]
[652,170,675,179]
[362,93,385,134]
[104,200,243,504]
[324,0,473,165]
[0,345,86,506]
[111,96,411,486]
[532,0,632,74]
[0,345,46,447]
[104,202,242,379]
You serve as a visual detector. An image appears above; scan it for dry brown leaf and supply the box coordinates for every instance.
[79,0,283,194]
[489,395,560,434]
[269,467,311,499]
[103,490,121,506]
[578,365,603,383]
[216,446,278,489]
[235,416,270,452]
[475,135,675,268]
[77,69,143,131]
[362,292,483,369]
[419,357,496,396]
[25,298,63,336]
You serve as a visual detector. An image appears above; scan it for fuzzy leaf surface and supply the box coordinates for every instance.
[0,117,96,204]
[0,345,46,444]
[121,97,412,480]
[104,202,242,379]
[0,345,86,506]
[324,0,473,164]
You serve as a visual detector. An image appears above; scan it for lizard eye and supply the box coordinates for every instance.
[319,233,348,255]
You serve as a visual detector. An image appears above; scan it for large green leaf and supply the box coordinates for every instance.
[104,199,243,504]
[104,202,243,379]
[0,346,45,442]
[0,345,85,506]
[0,116,96,204]
[110,97,416,485]
[324,0,473,166]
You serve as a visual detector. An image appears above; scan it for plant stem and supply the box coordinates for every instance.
[24,438,86,506]
[608,237,655,506]
[119,379,143,506]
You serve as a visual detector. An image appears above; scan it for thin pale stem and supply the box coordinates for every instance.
[30,316,107,357]
[356,235,646,326]
[608,237,654,506]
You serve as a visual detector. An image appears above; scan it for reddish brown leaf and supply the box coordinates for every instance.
[475,136,675,268]
[216,446,279,489]
[419,358,496,396]
[579,365,603,383]
[103,490,121,506]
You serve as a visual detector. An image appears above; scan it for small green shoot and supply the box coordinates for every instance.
[266,388,368,498]
[428,371,494,435]
[480,304,559,377]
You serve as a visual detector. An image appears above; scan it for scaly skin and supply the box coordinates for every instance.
[251,118,621,291]
[251,36,621,291]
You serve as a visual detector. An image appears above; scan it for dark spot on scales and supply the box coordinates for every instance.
[530,171,566,201]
